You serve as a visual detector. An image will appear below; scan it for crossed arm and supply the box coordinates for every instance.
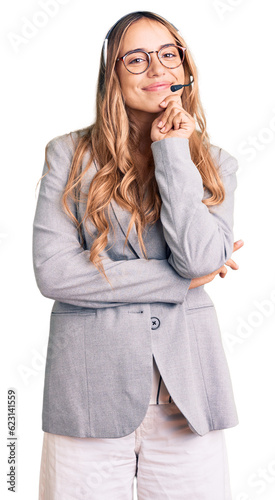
[32,135,238,310]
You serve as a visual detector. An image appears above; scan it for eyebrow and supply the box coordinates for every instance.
[127,43,175,52]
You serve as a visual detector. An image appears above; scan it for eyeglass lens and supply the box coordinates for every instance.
[124,46,184,74]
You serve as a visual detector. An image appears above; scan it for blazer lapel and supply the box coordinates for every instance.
[108,198,144,259]
[82,155,143,259]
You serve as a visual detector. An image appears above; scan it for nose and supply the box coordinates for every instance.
[147,51,166,75]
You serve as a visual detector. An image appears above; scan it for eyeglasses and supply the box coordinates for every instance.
[116,44,187,74]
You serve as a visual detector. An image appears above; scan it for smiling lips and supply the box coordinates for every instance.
[142,82,172,91]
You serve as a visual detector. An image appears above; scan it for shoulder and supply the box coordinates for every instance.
[209,142,239,176]
[42,128,92,183]
[45,127,90,159]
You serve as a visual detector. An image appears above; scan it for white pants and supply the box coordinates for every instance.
[39,403,232,499]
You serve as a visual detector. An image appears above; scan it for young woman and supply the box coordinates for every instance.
[34,10,243,499]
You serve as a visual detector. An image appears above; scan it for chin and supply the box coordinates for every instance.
[126,102,163,117]
[140,102,163,113]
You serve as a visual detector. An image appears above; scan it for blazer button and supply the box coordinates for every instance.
[151,317,160,330]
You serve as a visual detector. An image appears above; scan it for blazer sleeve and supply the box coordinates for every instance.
[151,136,239,279]
[32,136,192,309]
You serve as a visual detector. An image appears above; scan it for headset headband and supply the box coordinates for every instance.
[103,14,182,66]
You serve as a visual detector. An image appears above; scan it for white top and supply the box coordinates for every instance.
[149,355,174,404]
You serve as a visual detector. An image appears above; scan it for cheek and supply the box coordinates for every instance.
[121,81,141,105]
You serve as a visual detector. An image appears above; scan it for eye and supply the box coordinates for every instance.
[160,46,180,60]
[125,52,148,66]
[128,57,145,65]
[163,52,176,59]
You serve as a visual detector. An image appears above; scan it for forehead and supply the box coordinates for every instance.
[119,18,175,53]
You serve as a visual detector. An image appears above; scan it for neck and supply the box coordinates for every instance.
[127,107,161,156]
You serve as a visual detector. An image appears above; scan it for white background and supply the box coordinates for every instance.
[1,0,275,498]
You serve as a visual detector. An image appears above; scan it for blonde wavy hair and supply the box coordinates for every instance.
[43,10,226,284]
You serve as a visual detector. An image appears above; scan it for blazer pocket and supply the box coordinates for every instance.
[185,303,215,313]
[45,310,97,366]
[185,305,223,354]
[185,289,214,311]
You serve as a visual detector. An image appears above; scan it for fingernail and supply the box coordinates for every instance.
[161,126,166,132]
[160,101,166,106]
[158,121,163,127]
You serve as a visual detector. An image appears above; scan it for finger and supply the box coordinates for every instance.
[225,258,239,270]
[219,265,227,278]
[157,104,183,128]
[160,109,189,133]
[176,112,191,129]
[171,112,189,131]
[158,99,186,123]
[162,98,191,120]
[232,240,244,252]
[174,120,183,131]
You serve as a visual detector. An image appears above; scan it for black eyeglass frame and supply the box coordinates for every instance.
[116,44,187,74]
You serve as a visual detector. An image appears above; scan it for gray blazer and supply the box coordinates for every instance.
[32,130,239,438]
